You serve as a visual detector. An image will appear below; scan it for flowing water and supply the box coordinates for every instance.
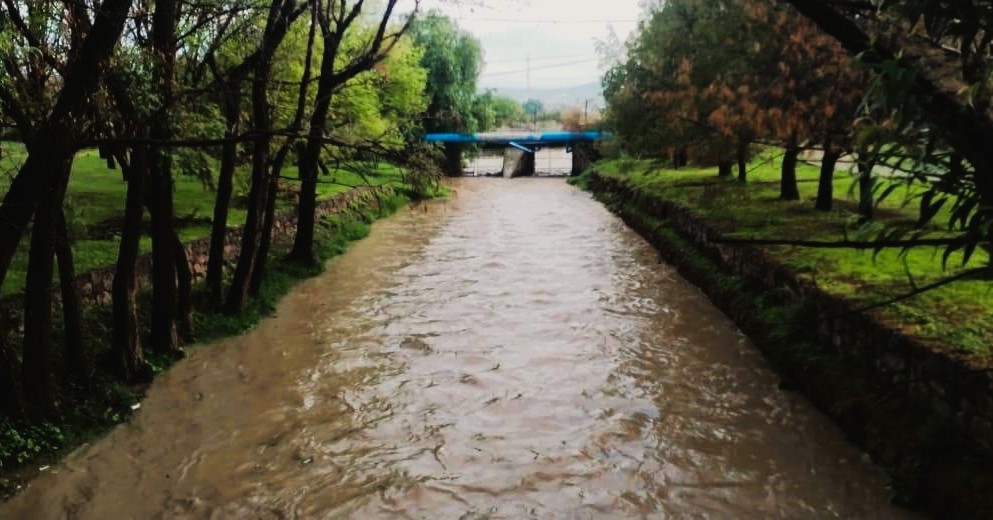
[1,179,912,519]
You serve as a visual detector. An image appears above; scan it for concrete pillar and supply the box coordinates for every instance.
[443,142,463,177]
[514,151,535,177]
[571,143,593,176]
[502,148,536,178]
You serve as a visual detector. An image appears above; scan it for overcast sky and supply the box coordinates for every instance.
[403,0,643,90]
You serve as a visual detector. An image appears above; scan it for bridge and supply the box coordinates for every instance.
[425,131,608,177]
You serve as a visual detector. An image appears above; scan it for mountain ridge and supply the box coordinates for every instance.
[486,82,604,109]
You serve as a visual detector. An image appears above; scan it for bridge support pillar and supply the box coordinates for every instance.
[571,142,595,176]
[503,148,535,178]
[443,142,463,177]
[515,151,535,177]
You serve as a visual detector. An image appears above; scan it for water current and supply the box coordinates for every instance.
[1,179,912,518]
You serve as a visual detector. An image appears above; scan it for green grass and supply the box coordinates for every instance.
[594,151,993,361]
[0,142,408,295]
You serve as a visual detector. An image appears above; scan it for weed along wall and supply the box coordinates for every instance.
[0,185,398,315]
[584,169,993,516]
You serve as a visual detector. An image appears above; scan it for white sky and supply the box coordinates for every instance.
[402,0,643,90]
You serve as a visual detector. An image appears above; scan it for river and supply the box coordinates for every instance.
[1,179,911,518]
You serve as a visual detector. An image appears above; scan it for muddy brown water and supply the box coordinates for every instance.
[1,179,912,519]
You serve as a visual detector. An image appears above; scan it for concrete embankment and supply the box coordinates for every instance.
[584,169,993,517]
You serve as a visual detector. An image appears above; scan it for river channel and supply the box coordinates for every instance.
[1,179,911,518]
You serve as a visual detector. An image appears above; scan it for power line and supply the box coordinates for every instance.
[481,58,599,78]
[485,53,591,64]
[455,17,638,24]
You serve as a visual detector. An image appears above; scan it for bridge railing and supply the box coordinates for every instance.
[425,131,609,145]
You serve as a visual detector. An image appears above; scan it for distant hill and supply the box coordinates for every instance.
[488,82,604,110]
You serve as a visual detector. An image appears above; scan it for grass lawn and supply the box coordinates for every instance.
[595,151,993,362]
[0,142,407,295]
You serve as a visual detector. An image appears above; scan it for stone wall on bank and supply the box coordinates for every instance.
[0,185,397,315]
[587,170,993,515]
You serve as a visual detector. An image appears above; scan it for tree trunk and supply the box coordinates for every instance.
[226,75,273,313]
[736,141,749,183]
[857,158,876,221]
[228,0,301,310]
[288,158,318,266]
[109,148,150,382]
[253,2,315,295]
[21,159,71,416]
[0,335,24,420]
[55,209,87,382]
[148,0,181,356]
[717,161,732,178]
[140,191,192,346]
[206,87,242,304]
[780,137,801,201]
[251,146,290,296]
[173,232,194,342]
[148,159,179,355]
[252,2,316,296]
[816,137,839,212]
[288,6,339,267]
[676,147,688,169]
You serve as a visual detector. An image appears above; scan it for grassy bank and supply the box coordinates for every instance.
[576,161,993,514]
[0,184,423,500]
[583,153,993,363]
[0,142,409,296]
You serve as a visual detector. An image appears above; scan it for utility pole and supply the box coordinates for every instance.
[526,54,531,102]
[527,54,532,130]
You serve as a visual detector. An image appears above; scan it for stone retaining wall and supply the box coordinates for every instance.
[588,170,993,515]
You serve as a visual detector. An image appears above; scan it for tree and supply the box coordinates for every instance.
[226,0,310,312]
[0,0,134,415]
[286,0,414,268]
[407,11,481,175]
[604,0,748,168]
[488,93,523,128]
[522,98,543,122]
[409,11,482,134]
[605,0,866,199]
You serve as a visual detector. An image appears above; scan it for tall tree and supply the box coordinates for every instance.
[0,0,134,414]
[407,11,480,174]
[287,0,413,267]
[146,0,184,356]
[226,0,309,313]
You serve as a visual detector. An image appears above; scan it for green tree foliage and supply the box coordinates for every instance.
[331,34,428,150]
[469,90,524,131]
[408,11,483,133]
[489,94,524,128]
[522,98,544,121]
[604,0,866,189]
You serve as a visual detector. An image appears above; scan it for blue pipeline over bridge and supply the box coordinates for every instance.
[425,131,608,177]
